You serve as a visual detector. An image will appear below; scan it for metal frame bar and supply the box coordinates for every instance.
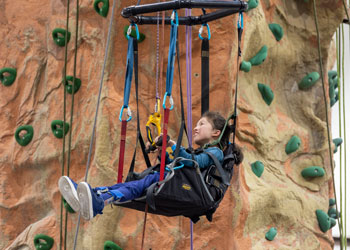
[128,8,245,25]
[121,0,248,25]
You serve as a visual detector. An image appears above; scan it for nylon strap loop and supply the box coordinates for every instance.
[122,38,134,108]
[201,37,210,115]
[165,10,178,96]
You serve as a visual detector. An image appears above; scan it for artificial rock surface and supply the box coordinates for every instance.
[0,0,345,249]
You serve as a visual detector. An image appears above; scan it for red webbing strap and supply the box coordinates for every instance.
[117,120,128,183]
[159,108,170,181]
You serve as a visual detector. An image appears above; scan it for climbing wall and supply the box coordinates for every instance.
[0,0,345,249]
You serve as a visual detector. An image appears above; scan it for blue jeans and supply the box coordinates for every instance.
[100,173,160,202]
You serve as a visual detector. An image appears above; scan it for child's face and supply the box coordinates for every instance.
[193,117,220,146]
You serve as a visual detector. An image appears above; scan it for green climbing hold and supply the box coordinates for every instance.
[15,125,34,146]
[301,166,325,178]
[298,72,320,90]
[240,61,251,72]
[328,207,340,219]
[0,67,17,86]
[249,45,268,66]
[316,209,330,233]
[285,135,301,154]
[330,218,336,228]
[268,23,284,41]
[94,0,109,17]
[329,198,336,206]
[104,240,122,250]
[64,76,81,94]
[52,28,71,47]
[251,161,264,177]
[265,227,277,241]
[331,90,339,107]
[328,70,338,82]
[63,198,76,213]
[123,25,146,43]
[34,234,54,250]
[258,83,274,105]
[328,71,338,107]
[247,0,259,10]
[333,138,343,153]
[51,120,69,139]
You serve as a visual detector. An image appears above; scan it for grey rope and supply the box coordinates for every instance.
[312,0,344,247]
[72,0,117,249]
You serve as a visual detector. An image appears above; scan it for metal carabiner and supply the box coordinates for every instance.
[170,10,179,26]
[119,105,132,122]
[162,92,174,110]
[199,23,211,40]
[237,12,243,30]
[126,23,140,41]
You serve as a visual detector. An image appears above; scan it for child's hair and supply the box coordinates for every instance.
[202,111,231,149]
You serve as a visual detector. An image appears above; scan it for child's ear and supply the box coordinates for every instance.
[212,129,221,137]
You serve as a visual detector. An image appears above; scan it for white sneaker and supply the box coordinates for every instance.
[58,176,80,212]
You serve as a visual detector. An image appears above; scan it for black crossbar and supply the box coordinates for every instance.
[121,0,248,19]
[128,8,246,25]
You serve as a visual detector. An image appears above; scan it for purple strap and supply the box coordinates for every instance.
[185,8,194,250]
[186,9,193,148]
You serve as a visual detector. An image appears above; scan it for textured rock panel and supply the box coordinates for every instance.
[0,0,344,249]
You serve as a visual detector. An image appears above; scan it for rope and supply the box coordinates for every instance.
[336,27,344,250]
[159,10,165,98]
[63,0,80,249]
[341,23,347,249]
[184,8,194,250]
[342,0,349,21]
[72,0,117,249]
[59,0,70,248]
[155,8,160,99]
[311,0,344,247]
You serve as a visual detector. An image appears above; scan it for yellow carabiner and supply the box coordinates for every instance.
[146,98,162,148]
[146,111,162,144]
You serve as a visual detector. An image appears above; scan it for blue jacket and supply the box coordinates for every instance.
[166,145,224,169]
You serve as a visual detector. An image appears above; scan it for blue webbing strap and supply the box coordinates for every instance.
[164,10,178,98]
[123,38,134,108]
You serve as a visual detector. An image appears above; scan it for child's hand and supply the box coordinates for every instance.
[167,140,176,147]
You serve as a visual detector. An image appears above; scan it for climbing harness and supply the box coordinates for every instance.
[113,5,244,226]
[72,1,118,249]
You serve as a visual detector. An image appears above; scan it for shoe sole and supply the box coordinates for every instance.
[77,182,93,221]
[58,176,80,212]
